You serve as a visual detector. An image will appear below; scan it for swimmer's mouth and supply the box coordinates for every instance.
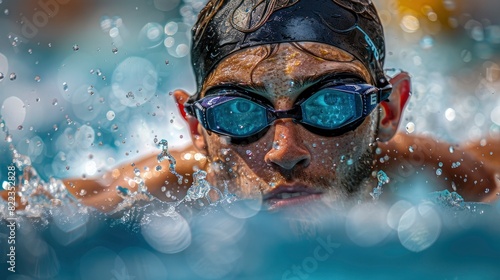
[263,186,323,210]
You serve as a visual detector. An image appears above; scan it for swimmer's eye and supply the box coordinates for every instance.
[228,99,257,113]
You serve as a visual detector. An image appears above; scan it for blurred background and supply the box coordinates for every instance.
[1,0,500,181]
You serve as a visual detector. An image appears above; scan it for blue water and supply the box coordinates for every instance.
[1,196,499,280]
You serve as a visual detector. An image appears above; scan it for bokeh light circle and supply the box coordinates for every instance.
[0,52,8,77]
[346,203,391,247]
[139,23,164,49]
[141,211,192,254]
[223,197,262,219]
[491,105,500,125]
[112,57,158,107]
[164,22,191,58]
[1,96,26,130]
[398,203,441,252]
[386,200,413,230]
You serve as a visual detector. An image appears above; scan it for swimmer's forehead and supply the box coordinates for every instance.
[200,42,372,99]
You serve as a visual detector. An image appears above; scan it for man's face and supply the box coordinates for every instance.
[197,42,379,209]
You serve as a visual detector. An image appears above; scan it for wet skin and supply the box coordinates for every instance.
[3,43,500,212]
[193,42,380,209]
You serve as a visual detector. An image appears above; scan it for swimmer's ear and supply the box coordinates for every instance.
[377,72,411,142]
[173,90,206,152]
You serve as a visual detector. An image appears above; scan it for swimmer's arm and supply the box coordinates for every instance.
[377,133,500,202]
[63,145,207,212]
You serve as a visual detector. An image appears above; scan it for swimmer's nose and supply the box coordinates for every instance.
[264,120,311,170]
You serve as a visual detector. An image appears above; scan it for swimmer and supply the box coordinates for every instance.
[3,0,500,212]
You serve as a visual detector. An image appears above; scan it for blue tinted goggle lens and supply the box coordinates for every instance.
[207,98,268,136]
[301,89,360,129]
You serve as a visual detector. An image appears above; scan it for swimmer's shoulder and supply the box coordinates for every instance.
[377,133,499,202]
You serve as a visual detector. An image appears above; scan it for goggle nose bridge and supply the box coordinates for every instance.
[267,107,303,123]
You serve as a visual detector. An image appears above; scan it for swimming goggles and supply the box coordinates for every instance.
[184,81,392,143]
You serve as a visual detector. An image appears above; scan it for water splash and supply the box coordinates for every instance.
[109,139,238,223]
[0,124,238,231]
[0,115,84,223]
[157,139,183,184]
[185,170,224,204]
[370,170,390,200]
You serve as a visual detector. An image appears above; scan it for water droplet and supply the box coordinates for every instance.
[17,125,23,130]
[112,47,118,54]
[375,147,382,155]
[28,48,33,54]
[408,146,414,153]
[4,9,9,15]
[272,141,280,150]
[52,99,58,105]
[34,75,41,82]
[0,72,3,81]
[106,110,115,121]
[419,35,434,49]
[436,168,442,176]
[445,108,456,121]
[485,188,490,194]
[48,43,52,48]
[9,73,16,81]
[165,60,169,65]
[245,150,253,157]
[72,44,80,51]
[438,162,443,167]
[449,146,454,153]
[87,85,95,95]
[377,170,390,184]
[405,122,415,133]
[347,159,354,165]
[63,82,68,91]
[134,168,141,176]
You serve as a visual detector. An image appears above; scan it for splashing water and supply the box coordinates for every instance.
[157,139,183,184]
[185,170,224,204]
[109,139,238,222]
[0,115,84,224]
[1,116,238,230]
[370,170,390,200]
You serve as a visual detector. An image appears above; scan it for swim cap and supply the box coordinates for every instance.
[191,0,387,99]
